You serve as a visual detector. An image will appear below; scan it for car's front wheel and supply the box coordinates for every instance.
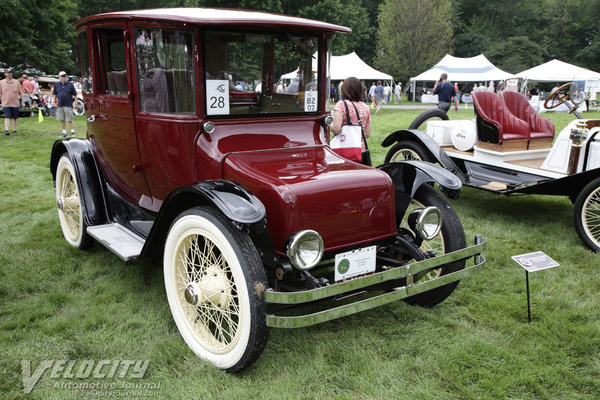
[163,207,269,372]
[400,184,466,307]
[574,177,600,252]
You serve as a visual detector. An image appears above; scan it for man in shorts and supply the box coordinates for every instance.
[0,68,24,135]
[51,71,77,137]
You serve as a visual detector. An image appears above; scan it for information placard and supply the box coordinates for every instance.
[304,90,318,112]
[206,80,230,115]
[511,251,559,272]
[334,245,376,282]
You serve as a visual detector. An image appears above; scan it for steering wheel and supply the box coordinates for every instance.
[544,82,572,110]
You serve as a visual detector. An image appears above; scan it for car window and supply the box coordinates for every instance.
[97,29,128,96]
[203,30,320,117]
[77,31,92,94]
[135,28,195,115]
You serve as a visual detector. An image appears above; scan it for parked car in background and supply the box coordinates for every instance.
[382,82,600,252]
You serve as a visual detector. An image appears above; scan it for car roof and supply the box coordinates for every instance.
[75,8,352,33]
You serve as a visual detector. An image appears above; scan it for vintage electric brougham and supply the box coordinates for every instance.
[51,8,485,371]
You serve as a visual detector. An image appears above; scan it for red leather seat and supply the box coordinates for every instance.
[471,91,529,144]
[500,91,554,140]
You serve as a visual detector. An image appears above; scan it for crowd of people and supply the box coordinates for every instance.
[0,69,79,136]
[330,80,405,114]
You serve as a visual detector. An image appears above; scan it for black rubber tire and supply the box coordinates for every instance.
[163,206,269,372]
[573,177,600,252]
[408,109,449,130]
[384,140,433,163]
[402,184,467,307]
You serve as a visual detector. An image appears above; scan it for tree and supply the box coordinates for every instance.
[294,0,370,57]
[0,0,79,74]
[487,36,546,72]
[375,0,453,83]
[453,33,489,58]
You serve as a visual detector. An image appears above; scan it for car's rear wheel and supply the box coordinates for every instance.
[384,140,432,163]
[574,177,600,252]
[163,207,268,372]
[408,108,449,130]
[400,184,466,307]
[55,154,93,249]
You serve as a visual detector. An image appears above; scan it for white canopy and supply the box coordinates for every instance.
[280,52,392,81]
[410,54,516,82]
[516,59,600,82]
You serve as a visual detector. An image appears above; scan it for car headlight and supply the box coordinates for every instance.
[286,230,324,270]
[408,207,442,240]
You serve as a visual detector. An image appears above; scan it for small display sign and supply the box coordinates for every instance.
[511,251,559,272]
[334,245,376,282]
[304,90,318,112]
[206,80,230,115]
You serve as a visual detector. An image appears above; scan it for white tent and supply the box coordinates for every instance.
[280,52,392,82]
[410,54,516,83]
[517,59,600,82]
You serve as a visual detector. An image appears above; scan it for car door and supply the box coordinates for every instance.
[88,23,153,209]
[131,24,200,209]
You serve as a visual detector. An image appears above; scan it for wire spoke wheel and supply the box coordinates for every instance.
[390,148,422,162]
[400,198,444,282]
[583,189,600,245]
[164,207,268,371]
[175,232,241,352]
[398,185,466,307]
[55,154,92,249]
[574,178,600,252]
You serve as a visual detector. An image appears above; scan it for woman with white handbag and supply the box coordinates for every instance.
[330,76,372,165]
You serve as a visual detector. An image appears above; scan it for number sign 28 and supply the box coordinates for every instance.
[206,80,230,115]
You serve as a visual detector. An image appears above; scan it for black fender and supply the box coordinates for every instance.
[381,129,466,180]
[140,180,269,259]
[50,139,108,227]
[512,168,600,197]
[378,161,463,222]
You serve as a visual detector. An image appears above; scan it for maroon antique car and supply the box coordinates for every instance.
[51,8,486,371]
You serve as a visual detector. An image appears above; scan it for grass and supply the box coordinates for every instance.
[1,108,600,399]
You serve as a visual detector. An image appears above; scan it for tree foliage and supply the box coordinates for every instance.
[374,0,453,83]
[0,0,78,73]
[1,0,599,79]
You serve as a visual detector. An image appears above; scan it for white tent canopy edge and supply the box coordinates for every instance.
[409,54,516,102]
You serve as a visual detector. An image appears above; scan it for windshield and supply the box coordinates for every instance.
[204,30,320,117]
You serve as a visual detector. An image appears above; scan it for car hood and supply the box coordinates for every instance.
[222,145,397,254]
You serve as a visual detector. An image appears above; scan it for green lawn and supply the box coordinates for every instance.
[1,110,599,399]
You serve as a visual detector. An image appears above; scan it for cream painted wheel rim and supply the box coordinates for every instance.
[390,148,421,162]
[173,229,242,353]
[401,198,444,281]
[164,213,252,369]
[56,157,83,245]
[582,186,600,248]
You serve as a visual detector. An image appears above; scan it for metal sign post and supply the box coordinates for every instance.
[511,251,560,323]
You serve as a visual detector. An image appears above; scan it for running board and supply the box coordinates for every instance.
[87,223,145,261]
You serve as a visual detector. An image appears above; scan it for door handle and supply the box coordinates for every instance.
[86,115,96,123]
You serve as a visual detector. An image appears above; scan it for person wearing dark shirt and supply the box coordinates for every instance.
[529,85,539,96]
[51,71,78,137]
[433,73,458,113]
